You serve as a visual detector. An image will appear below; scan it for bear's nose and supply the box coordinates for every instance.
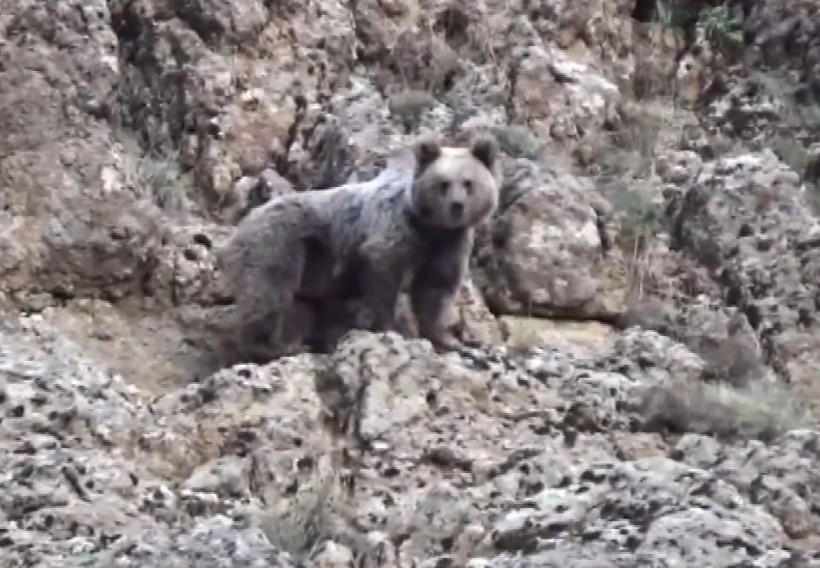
[450,202,464,218]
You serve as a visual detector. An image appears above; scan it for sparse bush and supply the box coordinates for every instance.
[591,142,660,299]
[801,105,820,129]
[651,1,742,42]
[738,71,820,208]
[611,188,660,254]
[617,295,676,336]
[380,0,498,98]
[257,451,354,561]
[492,125,545,161]
[585,100,700,303]
[639,379,809,442]
[387,21,461,95]
[654,0,696,30]
[771,134,810,180]
[388,89,436,132]
[136,153,189,215]
[592,102,665,181]
[117,129,191,215]
[747,70,820,131]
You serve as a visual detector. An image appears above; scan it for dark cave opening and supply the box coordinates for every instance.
[632,0,658,22]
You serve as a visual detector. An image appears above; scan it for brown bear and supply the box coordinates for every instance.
[218,133,501,365]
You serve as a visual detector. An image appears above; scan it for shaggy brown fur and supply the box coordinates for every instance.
[218,133,501,364]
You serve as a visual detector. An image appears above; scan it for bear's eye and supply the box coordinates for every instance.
[463,180,474,194]
[438,181,450,195]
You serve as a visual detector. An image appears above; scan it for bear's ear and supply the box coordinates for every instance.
[470,133,499,171]
[413,137,442,174]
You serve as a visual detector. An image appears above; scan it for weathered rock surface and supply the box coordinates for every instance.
[668,149,820,413]
[476,157,628,322]
[0,1,163,302]
[2,320,819,567]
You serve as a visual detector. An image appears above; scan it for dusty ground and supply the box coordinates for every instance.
[33,301,214,395]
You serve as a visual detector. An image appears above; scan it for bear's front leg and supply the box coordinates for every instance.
[410,232,472,353]
[411,286,464,352]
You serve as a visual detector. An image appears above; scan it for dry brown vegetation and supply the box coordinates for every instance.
[638,378,810,443]
[583,99,699,304]
[258,450,356,562]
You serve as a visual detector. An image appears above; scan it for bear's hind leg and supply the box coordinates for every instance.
[357,239,410,333]
[231,242,310,364]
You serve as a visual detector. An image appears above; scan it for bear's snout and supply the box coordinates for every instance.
[449,202,464,218]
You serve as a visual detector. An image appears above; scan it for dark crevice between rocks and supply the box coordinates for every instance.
[631,0,658,23]
[171,6,227,50]
[504,60,520,124]
[593,206,614,255]
[630,0,720,48]
[711,250,791,379]
[170,3,271,52]
[273,94,308,183]
[433,6,471,49]
[482,290,624,329]
[110,6,192,157]
[279,113,357,191]
[347,0,385,67]
[112,3,274,219]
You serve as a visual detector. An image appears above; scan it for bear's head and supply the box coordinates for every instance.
[409,133,500,230]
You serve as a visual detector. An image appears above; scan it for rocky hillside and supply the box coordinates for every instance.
[2,0,820,566]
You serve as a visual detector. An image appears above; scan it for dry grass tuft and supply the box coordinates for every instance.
[639,379,810,443]
[492,125,546,161]
[256,450,355,561]
[388,88,437,131]
[584,99,700,305]
[378,0,500,96]
[115,131,192,216]
[136,153,189,216]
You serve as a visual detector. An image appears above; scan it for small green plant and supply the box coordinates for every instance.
[655,0,696,30]
[614,190,660,251]
[771,134,810,179]
[795,103,820,130]
[697,4,743,44]
[654,1,743,53]
[611,186,662,302]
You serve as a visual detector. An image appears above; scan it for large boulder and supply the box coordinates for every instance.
[476,157,629,322]
[0,1,164,304]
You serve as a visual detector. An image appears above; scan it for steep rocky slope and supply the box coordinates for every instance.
[2,0,820,566]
